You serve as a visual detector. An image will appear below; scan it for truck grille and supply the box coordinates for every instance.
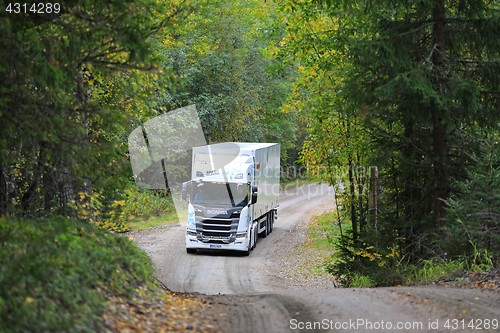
[203,225,231,231]
[196,217,239,242]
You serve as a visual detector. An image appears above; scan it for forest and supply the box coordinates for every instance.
[1,0,500,330]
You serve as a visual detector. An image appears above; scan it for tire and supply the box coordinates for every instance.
[259,216,268,238]
[267,213,271,234]
[269,210,274,233]
[254,222,258,245]
[250,229,255,250]
[252,223,259,245]
[186,248,196,254]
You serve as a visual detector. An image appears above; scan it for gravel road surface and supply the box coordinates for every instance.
[132,183,500,332]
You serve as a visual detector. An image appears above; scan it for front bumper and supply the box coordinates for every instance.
[185,235,249,251]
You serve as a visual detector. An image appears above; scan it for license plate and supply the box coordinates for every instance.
[210,244,222,249]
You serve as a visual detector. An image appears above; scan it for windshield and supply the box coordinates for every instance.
[192,182,248,207]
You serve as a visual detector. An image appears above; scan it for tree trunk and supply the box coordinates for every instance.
[357,154,364,238]
[369,166,378,228]
[348,157,358,240]
[0,162,7,216]
[432,0,450,226]
[76,64,93,222]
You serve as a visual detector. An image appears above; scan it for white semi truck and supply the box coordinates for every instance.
[182,142,280,255]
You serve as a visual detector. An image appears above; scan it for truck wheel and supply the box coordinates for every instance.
[260,217,268,238]
[250,230,255,250]
[242,238,251,256]
[186,248,196,254]
[254,223,259,245]
[269,211,274,233]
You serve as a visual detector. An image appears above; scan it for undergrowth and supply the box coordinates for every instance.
[122,186,175,218]
[0,216,157,333]
[120,186,178,231]
[83,185,177,232]
[309,211,497,288]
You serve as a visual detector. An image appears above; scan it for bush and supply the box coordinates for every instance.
[0,216,155,333]
[122,185,174,218]
[326,238,404,288]
[80,184,176,233]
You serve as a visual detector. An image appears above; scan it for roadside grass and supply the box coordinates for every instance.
[126,213,179,231]
[403,259,466,285]
[306,211,497,288]
[0,216,156,332]
[350,273,375,288]
[122,186,179,232]
[298,211,341,278]
[299,257,333,278]
[341,256,496,289]
[306,211,344,252]
[402,249,495,287]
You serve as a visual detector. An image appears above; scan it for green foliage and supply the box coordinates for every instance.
[0,0,183,217]
[0,216,155,333]
[467,246,495,272]
[307,211,346,248]
[325,220,493,287]
[309,211,402,287]
[76,184,177,232]
[325,233,404,287]
[404,259,465,285]
[350,273,375,288]
[157,0,300,151]
[274,0,500,286]
[325,234,466,287]
[445,133,500,261]
[0,0,303,223]
[122,185,175,219]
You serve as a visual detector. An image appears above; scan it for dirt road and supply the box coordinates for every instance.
[133,183,500,332]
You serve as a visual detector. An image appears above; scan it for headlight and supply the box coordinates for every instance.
[235,232,247,239]
[235,173,243,179]
[196,171,204,177]
[187,230,197,236]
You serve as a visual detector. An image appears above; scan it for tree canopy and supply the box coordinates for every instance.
[0,0,303,221]
[0,0,189,217]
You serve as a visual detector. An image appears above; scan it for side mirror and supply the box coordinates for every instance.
[251,192,257,204]
[251,185,258,204]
